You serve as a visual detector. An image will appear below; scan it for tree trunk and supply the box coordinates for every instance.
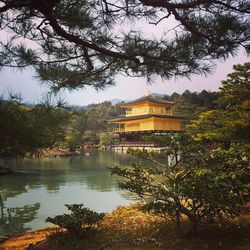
[175,210,181,231]
[186,218,198,234]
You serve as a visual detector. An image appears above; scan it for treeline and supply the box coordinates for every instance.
[163,90,218,119]
[0,95,69,158]
[63,102,124,151]
[0,89,218,158]
[63,90,219,150]
[0,95,125,157]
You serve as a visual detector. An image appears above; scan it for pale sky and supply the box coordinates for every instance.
[0,49,248,105]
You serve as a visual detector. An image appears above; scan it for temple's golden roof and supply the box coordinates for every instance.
[109,114,185,123]
[121,95,174,106]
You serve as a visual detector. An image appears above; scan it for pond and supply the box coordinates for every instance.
[0,151,139,236]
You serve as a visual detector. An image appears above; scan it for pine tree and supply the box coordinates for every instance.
[0,1,249,90]
[189,62,250,147]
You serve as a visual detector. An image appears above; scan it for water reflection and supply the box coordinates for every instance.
[0,198,40,235]
[0,151,138,236]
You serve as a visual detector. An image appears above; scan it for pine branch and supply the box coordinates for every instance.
[0,1,31,13]
[39,10,141,65]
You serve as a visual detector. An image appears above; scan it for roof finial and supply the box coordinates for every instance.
[146,90,151,96]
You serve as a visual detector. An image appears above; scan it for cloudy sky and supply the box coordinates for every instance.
[0,48,248,106]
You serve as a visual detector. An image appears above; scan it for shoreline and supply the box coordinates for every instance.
[1,204,250,250]
[0,169,12,175]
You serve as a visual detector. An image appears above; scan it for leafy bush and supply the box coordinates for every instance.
[111,134,250,232]
[46,204,104,238]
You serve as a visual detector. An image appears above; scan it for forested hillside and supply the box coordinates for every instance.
[0,89,218,157]
[62,101,125,151]
[164,90,218,119]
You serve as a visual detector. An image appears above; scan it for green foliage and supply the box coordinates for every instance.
[170,90,218,119]
[63,110,87,151]
[111,63,250,232]
[0,95,125,157]
[46,204,104,238]
[189,62,250,146]
[84,101,124,132]
[27,104,70,151]
[219,63,250,108]
[0,95,70,159]
[0,1,249,89]
[99,131,114,147]
[81,130,99,145]
[62,101,124,149]
[111,134,250,232]
[0,98,29,157]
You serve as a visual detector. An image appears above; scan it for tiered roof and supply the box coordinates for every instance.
[110,114,183,123]
[121,95,174,107]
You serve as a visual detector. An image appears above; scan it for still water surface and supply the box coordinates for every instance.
[0,151,138,236]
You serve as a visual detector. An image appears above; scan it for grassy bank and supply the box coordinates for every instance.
[1,204,250,250]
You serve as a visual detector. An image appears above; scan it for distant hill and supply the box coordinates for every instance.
[151,92,169,98]
[109,98,124,105]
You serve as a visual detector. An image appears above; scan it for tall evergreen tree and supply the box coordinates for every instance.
[189,62,250,147]
[0,96,69,159]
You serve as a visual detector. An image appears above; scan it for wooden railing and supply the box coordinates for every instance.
[125,109,172,117]
[113,128,125,133]
[113,142,158,147]
[113,127,185,133]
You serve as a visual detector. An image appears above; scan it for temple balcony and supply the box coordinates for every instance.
[113,127,140,133]
[112,141,157,147]
[125,108,172,117]
[113,127,125,133]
